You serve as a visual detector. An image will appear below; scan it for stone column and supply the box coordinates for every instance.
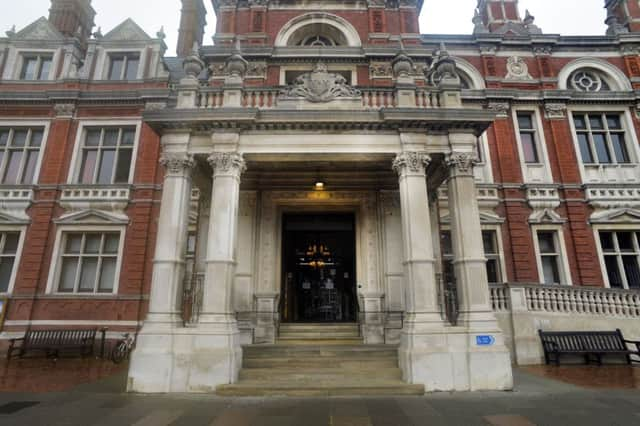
[201,152,246,324]
[144,152,195,326]
[393,152,441,326]
[393,152,446,387]
[445,152,493,324]
[445,150,514,391]
[182,152,246,389]
[128,152,194,393]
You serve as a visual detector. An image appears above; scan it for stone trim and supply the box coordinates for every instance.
[159,153,195,177]
[392,152,431,176]
[207,152,247,177]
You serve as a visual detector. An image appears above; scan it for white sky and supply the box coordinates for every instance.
[1,0,607,56]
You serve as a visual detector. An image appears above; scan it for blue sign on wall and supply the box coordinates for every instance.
[476,335,495,346]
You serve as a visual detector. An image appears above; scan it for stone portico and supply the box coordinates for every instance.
[127,49,513,392]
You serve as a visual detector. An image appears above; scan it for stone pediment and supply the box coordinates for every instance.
[529,208,565,224]
[0,210,30,225]
[14,17,64,41]
[103,19,151,42]
[54,209,129,225]
[590,208,640,224]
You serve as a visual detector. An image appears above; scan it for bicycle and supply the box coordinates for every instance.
[111,333,135,364]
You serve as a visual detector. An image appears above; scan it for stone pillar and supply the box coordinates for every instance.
[393,152,446,387]
[184,152,246,388]
[128,151,194,393]
[445,150,514,390]
[146,153,195,325]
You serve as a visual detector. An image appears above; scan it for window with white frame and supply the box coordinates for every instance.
[20,54,53,80]
[440,230,503,284]
[108,53,140,80]
[76,127,135,184]
[0,127,44,184]
[515,113,541,164]
[598,230,640,289]
[0,232,20,293]
[573,113,632,165]
[536,230,564,285]
[56,232,120,294]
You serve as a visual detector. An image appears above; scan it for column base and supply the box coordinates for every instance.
[398,325,513,392]
[127,323,242,393]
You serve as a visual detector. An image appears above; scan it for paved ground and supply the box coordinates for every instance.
[0,358,638,425]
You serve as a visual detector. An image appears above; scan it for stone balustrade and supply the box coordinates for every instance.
[490,283,640,318]
[193,87,444,110]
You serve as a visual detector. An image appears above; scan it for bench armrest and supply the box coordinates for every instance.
[8,337,24,344]
[624,339,640,351]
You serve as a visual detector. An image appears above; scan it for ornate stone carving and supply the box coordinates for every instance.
[145,101,167,111]
[370,62,393,79]
[533,45,552,56]
[280,62,361,103]
[392,152,431,176]
[54,103,75,118]
[487,102,509,118]
[544,103,567,119]
[160,153,195,176]
[208,152,247,176]
[392,52,414,79]
[445,152,479,175]
[426,43,460,87]
[472,9,489,35]
[505,56,532,81]
[183,43,205,79]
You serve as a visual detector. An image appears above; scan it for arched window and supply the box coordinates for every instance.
[275,13,362,48]
[300,35,337,47]
[569,68,611,92]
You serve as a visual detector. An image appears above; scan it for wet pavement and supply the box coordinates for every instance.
[0,357,638,425]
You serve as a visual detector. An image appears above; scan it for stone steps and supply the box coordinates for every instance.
[216,383,425,397]
[216,323,424,396]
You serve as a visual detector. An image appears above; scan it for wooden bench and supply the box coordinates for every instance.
[538,329,640,365]
[7,328,100,360]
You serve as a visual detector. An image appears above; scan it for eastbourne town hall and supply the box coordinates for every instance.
[0,0,639,394]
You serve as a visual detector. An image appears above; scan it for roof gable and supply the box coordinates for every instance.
[15,17,64,41]
[103,19,151,41]
[55,209,129,225]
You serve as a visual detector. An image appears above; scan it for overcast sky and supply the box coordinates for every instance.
[2,1,607,56]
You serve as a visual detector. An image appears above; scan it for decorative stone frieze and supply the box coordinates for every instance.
[280,62,361,103]
[487,101,509,118]
[54,103,76,118]
[544,103,567,119]
[392,152,431,176]
[145,101,167,111]
[369,62,393,79]
[526,186,564,224]
[208,152,247,177]
[505,56,532,81]
[445,152,479,176]
[159,153,195,176]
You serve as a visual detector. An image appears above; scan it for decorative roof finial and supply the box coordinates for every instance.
[92,27,103,39]
[472,8,489,35]
[157,26,166,40]
[6,25,16,38]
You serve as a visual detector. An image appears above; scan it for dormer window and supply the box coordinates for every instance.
[108,54,140,80]
[20,54,53,80]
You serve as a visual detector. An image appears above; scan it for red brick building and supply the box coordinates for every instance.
[0,0,639,394]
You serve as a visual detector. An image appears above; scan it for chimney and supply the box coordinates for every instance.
[49,0,96,52]
[177,0,207,57]
[477,0,521,32]
[606,0,640,33]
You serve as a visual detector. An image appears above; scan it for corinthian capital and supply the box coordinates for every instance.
[159,153,195,177]
[208,152,247,177]
[392,152,431,176]
[445,152,479,176]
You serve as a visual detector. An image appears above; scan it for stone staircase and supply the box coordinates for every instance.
[216,323,424,396]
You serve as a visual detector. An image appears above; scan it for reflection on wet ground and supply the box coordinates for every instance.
[524,364,640,389]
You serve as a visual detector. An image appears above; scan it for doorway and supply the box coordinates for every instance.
[281,213,357,323]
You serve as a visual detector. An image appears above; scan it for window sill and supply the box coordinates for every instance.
[59,185,131,212]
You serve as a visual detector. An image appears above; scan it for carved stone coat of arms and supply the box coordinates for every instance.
[281,62,361,103]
